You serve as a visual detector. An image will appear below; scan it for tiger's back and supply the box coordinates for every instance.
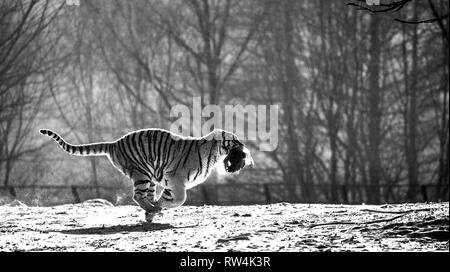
[109,129,220,189]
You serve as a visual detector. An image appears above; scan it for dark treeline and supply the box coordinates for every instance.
[0,0,448,205]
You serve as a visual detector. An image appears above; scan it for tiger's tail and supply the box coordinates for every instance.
[40,129,111,156]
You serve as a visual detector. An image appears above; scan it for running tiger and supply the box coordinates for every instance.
[39,128,254,222]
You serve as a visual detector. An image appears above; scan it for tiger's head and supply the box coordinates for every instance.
[209,129,254,173]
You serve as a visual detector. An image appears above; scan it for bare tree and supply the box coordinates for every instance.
[0,0,64,186]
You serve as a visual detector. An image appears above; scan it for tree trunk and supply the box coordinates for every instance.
[405,3,419,202]
[3,159,11,187]
[200,1,220,205]
[367,14,382,204]
[304,110,316,202]
[435,17,449,201]
[318,0,339,203]
[282,0,304,202]
[85,78,100,198]
[329,119,339,203]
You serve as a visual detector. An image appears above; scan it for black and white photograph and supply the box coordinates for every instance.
[0,0,448,259]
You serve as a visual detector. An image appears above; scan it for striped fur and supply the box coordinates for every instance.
[40,128,253,222]
[39,129,111,156]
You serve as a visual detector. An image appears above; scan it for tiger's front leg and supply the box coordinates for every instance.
[144,184,186,222]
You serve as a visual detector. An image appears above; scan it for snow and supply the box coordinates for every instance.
[0,201,448,251]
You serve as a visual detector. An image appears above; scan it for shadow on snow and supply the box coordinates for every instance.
[56,222,198,235]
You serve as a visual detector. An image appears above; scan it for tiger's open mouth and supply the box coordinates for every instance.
[223,146,254,173]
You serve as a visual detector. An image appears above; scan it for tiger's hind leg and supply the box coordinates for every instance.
[153,178,187,209]
[131,173,162,222]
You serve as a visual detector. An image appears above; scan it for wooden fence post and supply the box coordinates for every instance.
[201,185,210,205]
[443,185,449,201]
[263,184,271,204]
[71,186,81,203]
[8,186,16,198]
[421,185,428,202]
[341,185,349,204]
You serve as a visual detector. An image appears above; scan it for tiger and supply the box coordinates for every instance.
[39,128,254,222]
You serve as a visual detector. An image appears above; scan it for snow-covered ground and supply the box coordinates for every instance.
[0,200,448,251]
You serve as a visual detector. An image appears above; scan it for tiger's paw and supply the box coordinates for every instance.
[145,212,157,223]
[145,209,163,223]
